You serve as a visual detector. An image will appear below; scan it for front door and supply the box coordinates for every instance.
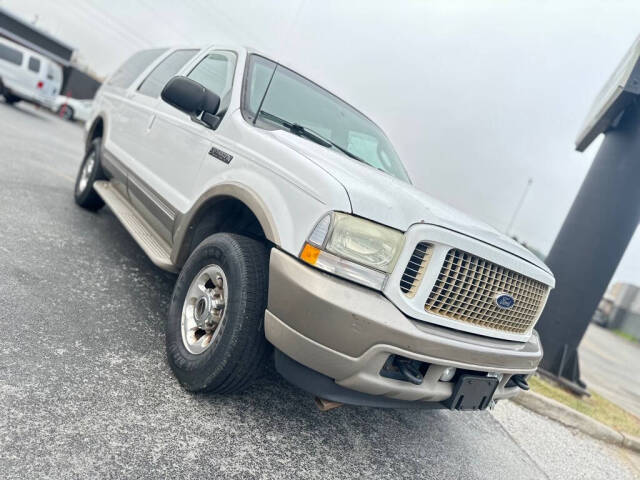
[141,49,239,243]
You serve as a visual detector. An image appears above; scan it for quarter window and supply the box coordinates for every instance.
[0,43,23,66]
[137,49,198,98]
[187,51,237,113]
[108,48,167,89]
[28,57,41,73]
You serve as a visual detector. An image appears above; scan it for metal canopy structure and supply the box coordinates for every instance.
[0,8,101,99]
[537,35,640,391]
[0,8,74,66]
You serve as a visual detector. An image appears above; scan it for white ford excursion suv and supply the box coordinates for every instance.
[76,45,555,410]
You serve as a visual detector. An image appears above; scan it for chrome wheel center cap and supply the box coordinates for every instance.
[193,293,214,329]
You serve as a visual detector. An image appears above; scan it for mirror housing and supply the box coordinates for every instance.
[161,76,221,129]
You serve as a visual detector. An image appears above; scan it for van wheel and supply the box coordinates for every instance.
[166,233,271,393]
[74,139,105,211]
[4,93,19,105]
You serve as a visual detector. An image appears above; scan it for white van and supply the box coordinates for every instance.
[0,36,62,109]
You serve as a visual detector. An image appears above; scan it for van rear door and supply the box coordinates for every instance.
[43,61,62,99]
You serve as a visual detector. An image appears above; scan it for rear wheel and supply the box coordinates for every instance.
[166,233,271,393]
[3,93,19,105]
[74,139,105,211]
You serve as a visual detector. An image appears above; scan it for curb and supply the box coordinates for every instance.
[511,390,640,454]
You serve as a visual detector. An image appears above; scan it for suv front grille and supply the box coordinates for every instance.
[424,249,548,334]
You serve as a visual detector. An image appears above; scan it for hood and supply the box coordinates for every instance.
[271,130,551,274]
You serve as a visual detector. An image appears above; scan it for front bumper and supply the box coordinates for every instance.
[265,249,543,407]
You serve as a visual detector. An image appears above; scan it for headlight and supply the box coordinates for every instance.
[299,212,404,289]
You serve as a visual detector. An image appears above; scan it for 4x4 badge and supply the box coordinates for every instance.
[208,146,233,164]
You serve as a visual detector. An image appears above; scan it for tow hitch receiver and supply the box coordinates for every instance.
[444,374,499,411]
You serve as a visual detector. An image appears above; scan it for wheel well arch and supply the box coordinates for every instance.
[86,116,104,152]
[172,186,280,267]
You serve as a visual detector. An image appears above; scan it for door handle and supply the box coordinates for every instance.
[146,114,156,132]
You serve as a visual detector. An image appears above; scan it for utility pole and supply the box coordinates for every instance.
[506,178,533,237]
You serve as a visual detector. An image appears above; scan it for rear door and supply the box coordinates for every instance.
[123,49,199,242]
[101,48,167,196]
[42,60,62,101]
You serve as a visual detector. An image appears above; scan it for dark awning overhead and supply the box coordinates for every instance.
[0,7,74,66]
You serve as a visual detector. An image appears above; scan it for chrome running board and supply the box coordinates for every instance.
[93,180,177,272]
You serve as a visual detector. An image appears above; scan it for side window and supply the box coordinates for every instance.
[137,49,198,98]
[28,57,41,73]
[0,43,23,66]
[108,48,167,89]
[241,55,277,121]
[187,51,237,112]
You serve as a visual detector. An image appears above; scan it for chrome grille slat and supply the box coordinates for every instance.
[399,242,434,298]
[423,248,549,334]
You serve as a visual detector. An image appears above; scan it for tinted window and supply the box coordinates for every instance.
[137,49,197,98]
[187,52,237,111]
[0,43,23,66]
[108,48,167,89]
[28,57,41,73]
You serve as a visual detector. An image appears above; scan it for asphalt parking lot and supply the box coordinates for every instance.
[1,102,639,480]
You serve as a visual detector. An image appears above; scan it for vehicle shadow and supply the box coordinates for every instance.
[0,100,51,121]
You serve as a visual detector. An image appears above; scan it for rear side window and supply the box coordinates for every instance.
[137,49,198,98]
[0,43,23,66]
[108,48,167,89]
[28,57,41,73]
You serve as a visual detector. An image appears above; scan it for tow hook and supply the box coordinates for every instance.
[315,397,343,411]
[396,357,424,385]
[511,374,530,390]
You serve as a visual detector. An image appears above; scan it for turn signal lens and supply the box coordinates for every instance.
[300,243,321,265]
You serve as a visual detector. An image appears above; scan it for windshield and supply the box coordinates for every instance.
[243,55,411,183]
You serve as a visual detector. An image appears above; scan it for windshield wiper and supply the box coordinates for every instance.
[257,110,368,165]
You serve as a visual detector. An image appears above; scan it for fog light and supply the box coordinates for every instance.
[439,367,456,382]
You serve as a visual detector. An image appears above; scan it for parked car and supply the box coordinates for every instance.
[52,95,93,122]
[75,45,555,410]
[0,36,62,109]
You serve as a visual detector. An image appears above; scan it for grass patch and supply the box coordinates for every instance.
[529,375,640,438]
[612,329,639,343]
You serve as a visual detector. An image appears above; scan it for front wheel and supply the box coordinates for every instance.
[166,233,271,393]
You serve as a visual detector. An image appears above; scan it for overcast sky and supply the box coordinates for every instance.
[2,0,639,285]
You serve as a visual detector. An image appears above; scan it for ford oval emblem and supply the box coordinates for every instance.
[495,293,515,310]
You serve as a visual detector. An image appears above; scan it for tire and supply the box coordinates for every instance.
[58,105,74,121]
[74,139,105,211]
[4,93,19,105]
[166,233,271,394]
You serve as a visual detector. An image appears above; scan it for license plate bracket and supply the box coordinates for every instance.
[445,374,499,411]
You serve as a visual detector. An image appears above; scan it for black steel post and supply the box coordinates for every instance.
[536,99,640,389]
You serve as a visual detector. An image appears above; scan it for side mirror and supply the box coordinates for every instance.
[161,76,221,129]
